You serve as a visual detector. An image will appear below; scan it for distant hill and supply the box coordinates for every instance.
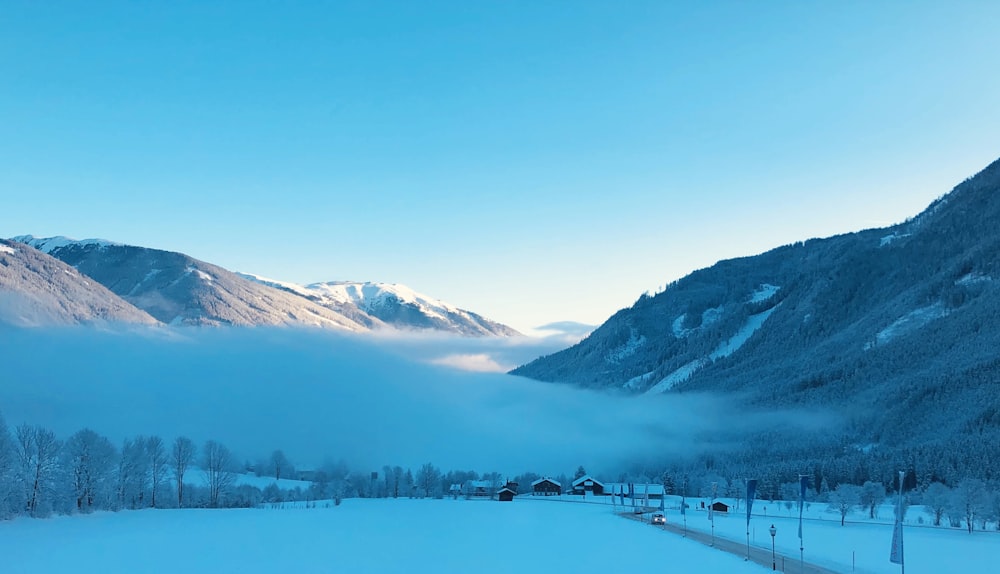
[238,275,519,337]
[6,236,518,336]
[512,156,1000,484]
[0,239,157,326]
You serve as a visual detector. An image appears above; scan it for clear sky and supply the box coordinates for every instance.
[2,1,999,333]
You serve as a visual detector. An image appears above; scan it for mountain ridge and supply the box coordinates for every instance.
[0,238,159,327]
[511,156,1000,479]
[7,236,518,336]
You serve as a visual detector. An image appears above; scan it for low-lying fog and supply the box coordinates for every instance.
[0,326,822,475]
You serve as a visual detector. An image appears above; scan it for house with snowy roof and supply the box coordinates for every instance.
[497,481,518,502]
[531,477,562,496]
[571,475,605,496]
[464,480,494,498]
[605,483,665,500]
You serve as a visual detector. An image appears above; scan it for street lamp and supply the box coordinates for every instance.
[769,524,777,571]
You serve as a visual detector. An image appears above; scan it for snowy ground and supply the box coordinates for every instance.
[603,494,996,573]
[0,495,995,573]
[0,498,760,574]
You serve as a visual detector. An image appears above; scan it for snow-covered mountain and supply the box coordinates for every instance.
[10,236,377,330]
[0,239,158,326]
[238,275,519,336]
[6,236,518,335]
[511,155,1000,468]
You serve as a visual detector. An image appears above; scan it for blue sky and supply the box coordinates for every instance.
[3,1,999,333]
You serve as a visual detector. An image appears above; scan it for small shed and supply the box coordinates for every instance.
[710,501,730,513]
[531,477,562,496]
[571,475,606,496]
[497,487,517,502]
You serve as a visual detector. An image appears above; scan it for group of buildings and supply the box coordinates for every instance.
[449,474,717,507]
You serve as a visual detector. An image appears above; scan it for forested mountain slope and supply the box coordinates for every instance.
[513,157,1000,479]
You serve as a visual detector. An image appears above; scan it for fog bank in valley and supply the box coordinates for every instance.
[0,326,829,475]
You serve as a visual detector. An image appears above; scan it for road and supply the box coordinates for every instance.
[620,512,844,574]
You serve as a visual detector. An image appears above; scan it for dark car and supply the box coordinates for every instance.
[652,513,666,525]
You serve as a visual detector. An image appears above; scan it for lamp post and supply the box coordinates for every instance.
[769,524,777,571]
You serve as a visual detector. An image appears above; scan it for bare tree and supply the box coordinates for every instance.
[860,480,886,519]
[827,483,862,526]
[949,477,988,533]
[172,436,195,508]
[146,436,167,508]
[0,412,15,519]
[415,463,442,499]
[270,449,291,481]
[116,437,149,510]
[202,439,235,508]
[392,466,404,498]
[923,482,951,526]
[15,424,61,517]
[64,428,116,513]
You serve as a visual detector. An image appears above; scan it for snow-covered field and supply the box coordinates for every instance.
[1,495,996,573]
[647,495,994,573]
[0,497,761,574]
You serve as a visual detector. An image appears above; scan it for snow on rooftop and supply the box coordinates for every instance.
[531,477,562,487]
[571,475,604,487]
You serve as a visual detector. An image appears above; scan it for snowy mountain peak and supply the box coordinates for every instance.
[12,235,121,253]
[306,281,459,317]
[239,275,519,336]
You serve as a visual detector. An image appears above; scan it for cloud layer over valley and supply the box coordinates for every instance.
[0,327,831,475]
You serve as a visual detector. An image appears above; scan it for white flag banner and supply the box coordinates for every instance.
[890,520,904,565]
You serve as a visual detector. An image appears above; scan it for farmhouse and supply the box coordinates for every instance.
[571,475,605,496]
[464,480,493,498]
[604,483,665,500]
[531,477,562,496]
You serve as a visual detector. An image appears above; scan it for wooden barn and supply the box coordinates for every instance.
[571,475,606,496]
[710,501,730,513]
[497,486,517,502]
[531,477,562,496]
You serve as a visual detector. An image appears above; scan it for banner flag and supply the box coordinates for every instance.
[709,482,718,522]
[798,476,809,540]
[746,479,758,528]
[681,495,686,515]
[889,521,904,564]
